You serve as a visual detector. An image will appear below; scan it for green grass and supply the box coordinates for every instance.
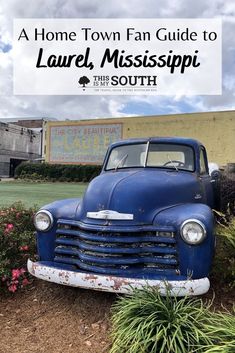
[0,181,88,208]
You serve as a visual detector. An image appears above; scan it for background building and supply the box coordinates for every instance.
[0,122,41,177]
[45,110,235,166]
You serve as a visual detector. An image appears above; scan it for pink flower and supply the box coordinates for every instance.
[22,278,30,287]
[19,268,26,275]
[4,223,14,234]
[11,269,21,280]
[20,245,29,251]
[7,223,14,230]
[8,284,18,293]
[16,212,21,218]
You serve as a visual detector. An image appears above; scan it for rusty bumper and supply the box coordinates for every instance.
[27,259,210,296]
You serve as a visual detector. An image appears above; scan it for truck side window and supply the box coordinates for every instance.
[200,148,208,175]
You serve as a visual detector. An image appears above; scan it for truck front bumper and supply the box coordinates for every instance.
[27,259,210,296]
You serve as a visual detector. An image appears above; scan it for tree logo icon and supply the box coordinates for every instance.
[78,76,90,90]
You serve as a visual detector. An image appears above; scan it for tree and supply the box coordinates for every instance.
[79,76,90,88]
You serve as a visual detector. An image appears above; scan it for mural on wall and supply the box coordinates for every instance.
[49,123,122,164]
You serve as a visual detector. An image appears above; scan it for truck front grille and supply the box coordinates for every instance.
[54,219,179,278]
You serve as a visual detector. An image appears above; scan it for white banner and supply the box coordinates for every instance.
[13,18,222,95]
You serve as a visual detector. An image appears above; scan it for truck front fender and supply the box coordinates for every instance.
[154,203,215,279]
[154,203,214,231]
[36,198,82,261]
[40,198,82,220]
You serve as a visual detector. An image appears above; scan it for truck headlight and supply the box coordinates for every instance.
[34,210,53,232]
[180,219,206,245]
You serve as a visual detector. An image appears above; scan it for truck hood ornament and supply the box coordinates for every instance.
[87,210,134,220]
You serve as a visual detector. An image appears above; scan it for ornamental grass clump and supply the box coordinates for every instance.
[110,287,235,353]
[0,202,36,293]
[203,308,235,353]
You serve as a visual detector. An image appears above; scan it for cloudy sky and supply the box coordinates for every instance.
[0,0,234,120]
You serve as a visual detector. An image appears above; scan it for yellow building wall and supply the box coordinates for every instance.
[45,110,235,166]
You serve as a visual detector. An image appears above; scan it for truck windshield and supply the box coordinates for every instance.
[106,143,195,171]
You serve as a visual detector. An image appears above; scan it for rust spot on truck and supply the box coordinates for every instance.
[188,286,195,294]
[84,274,98,281]
[58,271,70,281]
[110,276,130,291]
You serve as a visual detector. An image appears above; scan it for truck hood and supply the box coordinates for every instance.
[77,169,201,225]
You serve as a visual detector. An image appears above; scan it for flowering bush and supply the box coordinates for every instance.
[0,202,36,293]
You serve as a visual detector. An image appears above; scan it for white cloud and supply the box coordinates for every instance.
[0,0,234,120]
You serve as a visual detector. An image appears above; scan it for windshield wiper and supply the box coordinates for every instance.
[115,154,128,171]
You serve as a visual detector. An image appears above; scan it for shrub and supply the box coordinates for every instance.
[0,202,36,293]
[213,215,235,288]
[110,287,235,353]
[15,162,102,182]
[220,171,235,215]
[216,216,235,249]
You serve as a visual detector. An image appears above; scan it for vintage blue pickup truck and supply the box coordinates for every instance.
[28,137,218,296]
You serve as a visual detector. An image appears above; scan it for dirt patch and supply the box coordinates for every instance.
[0,279,234,353]
[205,281,235,311]
[0,280,115,353]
